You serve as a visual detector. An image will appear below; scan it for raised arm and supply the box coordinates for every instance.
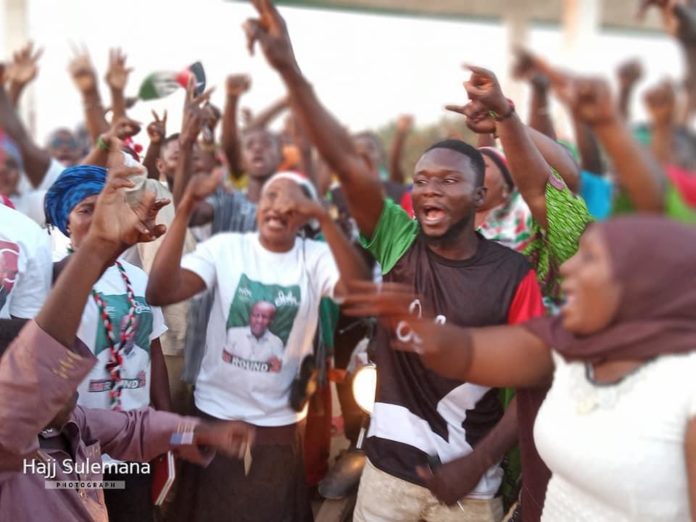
[659,2,696,123]
[199,102,221,175]
[5,42,42,107]
[528,126,580,192]
[143,110,167,179]
[244,0,384,238]
[246,95,289,130]
[570,77,665,213]
[279,187,370,297]
[682,38,696,123]
[571,117,605,175]
[68,47,109,144]
[512,48,556,139]
[146,173,216,306]
[687,418,696,522]
[104,48,133,122]
[616,59,643,121]
[463,66,555,228]
[449,98,579,199]
[172,78,211,208]
[0,67,51,187]
[644,80,677,166]
[80,117,142,167]
[388,114,413,185]
[534,55,665,213]
[222,74,251,178]
[0,163,169,467]
[528,74,557,140]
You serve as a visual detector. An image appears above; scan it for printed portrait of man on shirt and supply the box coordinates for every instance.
[0,240,19,312]
[78,295,161,411]
[223,274,301,374]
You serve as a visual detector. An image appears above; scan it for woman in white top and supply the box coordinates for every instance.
[345,215,696,522]
[147,170,369,522]
[44,163,172,522]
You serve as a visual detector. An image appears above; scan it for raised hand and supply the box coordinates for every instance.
[226,74,252,97]
[563,76,619,126]
[511,47,537,81]
[274,181,326,223]
[68,44,98,94]
[87,165,168,253]
[241,107,254,126]
[184,74,214,112]
[395,114,414,134]
[147,110,167,145]
[445,100,496,135]
[512,48,551,93]
[181,105,204,147]
[181,76,213,145]
[244,0,298,71]
[464,65,511,116]
[105,115,142,141]
[643,79,677,126]
[617,59,644,90]
[342,281,417,322]
[530,72,551,92]
[105,47,133,92]
[6,41,43,89]
[201,103,222,133]
[184,171,224,204]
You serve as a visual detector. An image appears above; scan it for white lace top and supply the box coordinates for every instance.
[535,351,696,521]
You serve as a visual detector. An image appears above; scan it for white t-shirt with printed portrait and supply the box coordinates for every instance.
[0,204,52,319]
[75,260,167,411]
[181,232,340,426]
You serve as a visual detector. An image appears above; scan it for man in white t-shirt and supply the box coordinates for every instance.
[224,300,284,372]
[0,203,52,319]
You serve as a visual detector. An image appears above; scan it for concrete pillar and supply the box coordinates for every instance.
[503,0,530,103]
[562,0,602,71]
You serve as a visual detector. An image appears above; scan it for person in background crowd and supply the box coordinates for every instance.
[0,201,51,320]
[0,63,66,225]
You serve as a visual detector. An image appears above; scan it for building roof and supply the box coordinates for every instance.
[258,0,664,32]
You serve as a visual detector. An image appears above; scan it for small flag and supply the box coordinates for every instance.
[138,61,206,101]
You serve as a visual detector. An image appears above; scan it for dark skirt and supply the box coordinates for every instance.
[167,407,312,522]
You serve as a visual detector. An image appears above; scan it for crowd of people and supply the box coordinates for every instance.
[1,0,696,521]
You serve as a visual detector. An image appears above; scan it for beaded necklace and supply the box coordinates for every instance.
[90,260,137,410]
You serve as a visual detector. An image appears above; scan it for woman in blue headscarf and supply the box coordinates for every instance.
[45,164,172,522]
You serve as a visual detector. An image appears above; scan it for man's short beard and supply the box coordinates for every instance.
[421,211,474,245]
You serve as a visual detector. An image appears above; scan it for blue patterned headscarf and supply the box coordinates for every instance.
[44,165,107,236]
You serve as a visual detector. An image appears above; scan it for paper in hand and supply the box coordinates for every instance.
[244,443,253,476]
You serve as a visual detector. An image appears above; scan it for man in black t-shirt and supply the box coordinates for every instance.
[246,4,544,520]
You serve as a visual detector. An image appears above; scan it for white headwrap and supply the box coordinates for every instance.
[262,171,320,230]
